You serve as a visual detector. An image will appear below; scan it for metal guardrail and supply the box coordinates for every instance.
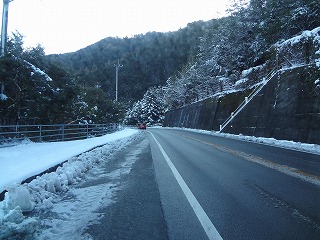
[219,70,278,132]
[0,123,122,144]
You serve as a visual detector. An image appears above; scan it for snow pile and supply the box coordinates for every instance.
[178,127,320,155]
[0,129,139,239]
[0,185,38,239]
[0,205,38,240]
[0,128,137,193]
[3,185,35,212]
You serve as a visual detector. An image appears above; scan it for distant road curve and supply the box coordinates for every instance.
[147,128,320,240]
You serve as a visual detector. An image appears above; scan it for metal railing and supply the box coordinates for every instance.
[219,70,278,132]
[0,123,122,144]
[219,63,317,132]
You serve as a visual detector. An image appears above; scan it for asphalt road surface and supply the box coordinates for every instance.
[88,128,320,240]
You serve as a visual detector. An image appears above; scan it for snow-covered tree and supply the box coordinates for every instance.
[124,87,165,125]
[70,86,123,124]
[140,0,320,112]
[0,40,57,125]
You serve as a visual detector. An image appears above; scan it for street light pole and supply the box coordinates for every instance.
[114,59,123,102]
[1,0,12,56]
[1,0,12,97]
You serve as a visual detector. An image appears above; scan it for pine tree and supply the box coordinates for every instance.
[124,87,166,125]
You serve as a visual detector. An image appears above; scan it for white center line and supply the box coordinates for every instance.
[150,132,223,240]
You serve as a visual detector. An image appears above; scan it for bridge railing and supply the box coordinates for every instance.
[0,123,122,144]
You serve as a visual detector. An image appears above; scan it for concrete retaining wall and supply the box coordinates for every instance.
[164,65,320,144]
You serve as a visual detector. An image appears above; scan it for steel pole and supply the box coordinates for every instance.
[115,59,122,101]
[115,60,119,101]
[1,0,10,56]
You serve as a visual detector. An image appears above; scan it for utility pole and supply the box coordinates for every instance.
[114,59,123,102]
[1,0,12,56]
[1,0,12,97]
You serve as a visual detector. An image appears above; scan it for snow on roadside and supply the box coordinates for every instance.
[36,138,149,240]
[1,126,318,239]
[0,128,137,193]
[169,127,320,155]
[0,129,138,240]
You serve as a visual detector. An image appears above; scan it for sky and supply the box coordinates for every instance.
[0,0,232,55]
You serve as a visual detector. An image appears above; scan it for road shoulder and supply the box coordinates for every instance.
[86,134,168,240]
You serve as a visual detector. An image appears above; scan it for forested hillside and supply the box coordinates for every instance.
[1,0,319,126]
[47,21,208,102]
[0,33,124,125]
[126,0,320,125]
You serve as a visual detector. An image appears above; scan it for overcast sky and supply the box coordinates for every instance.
[1,0,231,54]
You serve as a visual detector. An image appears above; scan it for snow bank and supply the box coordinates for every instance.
[36,138,149,240]
[0,129,138,239]
[0,185,38,239]
[171,127,320,155]
[0,205,38,240]
[0,128,137,193]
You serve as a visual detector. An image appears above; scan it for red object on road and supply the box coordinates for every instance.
[137,123,146,130]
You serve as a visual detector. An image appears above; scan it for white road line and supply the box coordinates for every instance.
[150,132,223,240]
